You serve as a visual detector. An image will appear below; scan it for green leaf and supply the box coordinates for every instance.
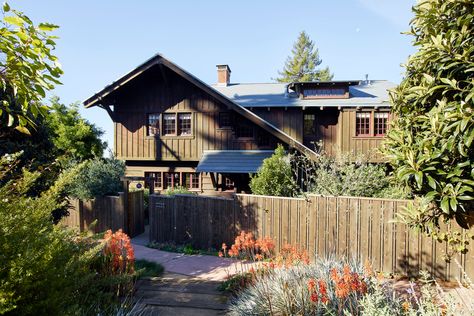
[4,15,24,26]
[440,197,450,214]
[38,23,59,31]
[7,114,14,126]
[3,2,10,12]
[14,125,30,135]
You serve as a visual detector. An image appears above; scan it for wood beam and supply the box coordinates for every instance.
[99,104,116,121]
[210,172,218,191]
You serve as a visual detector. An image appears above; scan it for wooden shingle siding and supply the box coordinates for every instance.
[113,67,279,161]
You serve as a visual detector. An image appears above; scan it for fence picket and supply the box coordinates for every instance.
[148,193,474,281]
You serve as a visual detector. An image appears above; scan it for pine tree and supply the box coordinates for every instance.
[276,31,333,83]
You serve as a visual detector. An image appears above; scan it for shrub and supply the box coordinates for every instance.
[68,157,125,200]
[228,257,463,316]
[293,149,410,199]
[0,154,135,315]
[164,185,195,196]
[250,144,298,197]
[228,257,372,315]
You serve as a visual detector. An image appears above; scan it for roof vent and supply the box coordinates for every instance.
[216,64,231,86]
[365,74,372,86]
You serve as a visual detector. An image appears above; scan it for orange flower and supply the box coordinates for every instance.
[222,243,227,250]
[402,301,411,312]
[255,253,263,261]
[103,229,134,274]
[218,251,223,257]
[307,278,316,292]
[310,292,318,303]
[318,280,328,304]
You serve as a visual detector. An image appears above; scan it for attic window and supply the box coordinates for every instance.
[303,88,346,98]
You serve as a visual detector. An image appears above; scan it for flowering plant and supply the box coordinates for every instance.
[103,229,135,275]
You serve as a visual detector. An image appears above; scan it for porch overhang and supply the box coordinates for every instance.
[196,150,274,174]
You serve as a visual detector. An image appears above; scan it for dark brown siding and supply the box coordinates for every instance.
[250,108,303,142]
[339,109,387,162]
[112,67,279,161]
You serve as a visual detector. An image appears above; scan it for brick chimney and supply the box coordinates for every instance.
[216,64,231,86]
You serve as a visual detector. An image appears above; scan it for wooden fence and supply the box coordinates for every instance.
[149,193,474,281]
[62,191,145,237]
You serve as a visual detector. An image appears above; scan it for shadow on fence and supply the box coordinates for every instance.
[61,191,144,238]
[149,193,474,282]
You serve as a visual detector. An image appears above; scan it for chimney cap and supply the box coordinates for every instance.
[216,64,231,73]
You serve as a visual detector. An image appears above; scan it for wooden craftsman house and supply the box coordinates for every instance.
[84,54,394,195]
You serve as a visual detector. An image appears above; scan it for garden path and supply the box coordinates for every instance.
[131,227,251,315]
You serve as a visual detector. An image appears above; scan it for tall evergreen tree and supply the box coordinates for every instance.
[276,31,333,83]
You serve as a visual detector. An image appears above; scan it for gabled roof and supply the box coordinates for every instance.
[212,81,395,108]
[83,53,315,157]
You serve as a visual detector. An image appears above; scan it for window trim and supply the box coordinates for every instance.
[162,113,177,136]
[354,110,390,138]
[178,112,193,136]
[145,171,201,192]
[147,113,161,137]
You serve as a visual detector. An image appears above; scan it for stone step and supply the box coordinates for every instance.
[139,290,229,310]
[141,305,228,316]
[137,279,222,296]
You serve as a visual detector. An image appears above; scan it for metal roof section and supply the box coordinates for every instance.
[196,150,274,173]
[212,81,395,108]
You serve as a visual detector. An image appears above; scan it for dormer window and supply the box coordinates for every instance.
[303,88,346,98]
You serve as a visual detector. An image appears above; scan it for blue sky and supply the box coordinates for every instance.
[10,0,416,150]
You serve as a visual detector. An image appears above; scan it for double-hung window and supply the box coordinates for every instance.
[178,113,192,135]
[155,112,192,136]
[355,112,371,136]
[147,113,160,136]
[355,111,390,137]
[163,113,177,136]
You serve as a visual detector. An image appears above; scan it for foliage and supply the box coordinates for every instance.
[68,157,125,200]
[293,148,410,198]
[134,259,164,278]
[46,97,106,165]
[147,241,217,256]
[164,185,195,196]
[250,144,299,197]
[0,154,135,315]
[228,257,372,315]
[0,2,63,134]
[228,256,465,316]
[275,31,333,83]
[383,0,474,230]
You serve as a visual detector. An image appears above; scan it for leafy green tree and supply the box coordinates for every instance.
[276,31,333,83]
[68,157,125,200]
[0,2,63,134]
[250,145,298,197]
[46,97,106,164]
[383,0,474,229]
